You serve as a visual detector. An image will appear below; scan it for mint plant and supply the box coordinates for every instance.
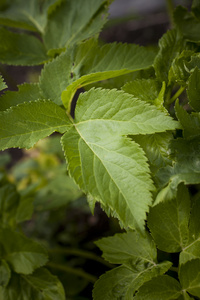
[0,0,200,299]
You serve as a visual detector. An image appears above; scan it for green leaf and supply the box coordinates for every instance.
[134,275,182,300]
[0,268,65,300]
[174,6,200,42]
[154,29,183,83]
[0,100,70,150]
[0,260,11,287]
[0,75,7,91]
[180,197,200,264]
[61,39,156,110]
[187,67,200,111]
[61,88,179,230]
[16,196,34,223]
[175,101,200,138]
[179,259,200,298]
[93,262,172,300]
[132,132,173,173]
[148,183,190,252]
[0,0,62,33]
[192,0,200,20]
[39,50,72,106]
[0,27,48,65]
[0,228,48,274]
[155,137,200,204]
[0,83,42,111]
[43,0,110,51]
[96,231,157,266]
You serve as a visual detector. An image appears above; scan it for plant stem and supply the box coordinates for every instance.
[169,266,178,273]
[49,247,113,268]
[166,0,174,28]
[167,86,185,106]
[47,262,97,283]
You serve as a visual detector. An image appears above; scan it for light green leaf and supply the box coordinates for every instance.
[174,6,200,42]
[0,100,70,150]
[187,67,200,111]
[0,260,11,287]
[179,259,200,297]
[154,29,183,83]
[0,0,61,33]
[134,275,182,300]
[61,39,156,110]
[0,75,7,91]
[39,50,72,106]
[93,262,172,300]
[0,228,48,274]
[44,0,110,51]
[61,88,179,230]
[132,132,173,173]
[148,183,190,252]
[95,231,157,266]
[0,83,42,111]
[0,268,65,300]
[0,27,48,65]
[175,101,200,138]
[180,197,200,264]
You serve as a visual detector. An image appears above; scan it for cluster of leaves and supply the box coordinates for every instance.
[0,0,200,299]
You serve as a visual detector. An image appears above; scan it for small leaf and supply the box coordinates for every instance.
[0,228,48,274]
[62,88,179,230]
[16,197,34,223]
[179,259,200,298]
[93,262,172,300]
[0,260,11,287]
[0,27,49,65]
[0,83,42,111]
[187,67,200,111]
[0,75,7,91]
[0,268,65,300]
[134,275,182,300]
[0,100,70,150]
[148,183,190,252]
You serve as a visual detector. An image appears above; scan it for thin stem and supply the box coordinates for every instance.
[47,262,97,283]
[167,86,185,106]
[170,266,179,273]
[49,247,113,268]
[166,0,174,28]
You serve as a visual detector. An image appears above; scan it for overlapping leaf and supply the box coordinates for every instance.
[61,88,179,230]
[0,100,70,150]
[179,259,200,298]
[93,231,172,299]
[187,67,200,111]
[0,76,7,91]
[0,268,65,300]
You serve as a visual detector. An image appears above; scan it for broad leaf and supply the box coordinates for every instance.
[0,268,65,300]
[192,0,200,20]
[43,0,110,51]
[187,67,200,111]
[0,100,70,150]
[154,29,183,83]
[0,83,42,111]
[93,262,171,300]
[174,6,200,43]
[61,39,156,110]
[134,275,182,300]
[0,228,48,274]
[61,88,179,230]
[0,27,48,65]
[179,259,200,298]
[148,184,190,252]
[95,231,157,266]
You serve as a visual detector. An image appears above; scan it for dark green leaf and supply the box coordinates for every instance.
[179,259,200,297]
[0,27,48,65]
[187,67,200,111]
[0,100,70,150]
[0,228,48,274]
[0,260,11,287]
[148,183,190,252]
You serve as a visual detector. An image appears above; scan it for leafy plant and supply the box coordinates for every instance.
[0,0,200,299]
